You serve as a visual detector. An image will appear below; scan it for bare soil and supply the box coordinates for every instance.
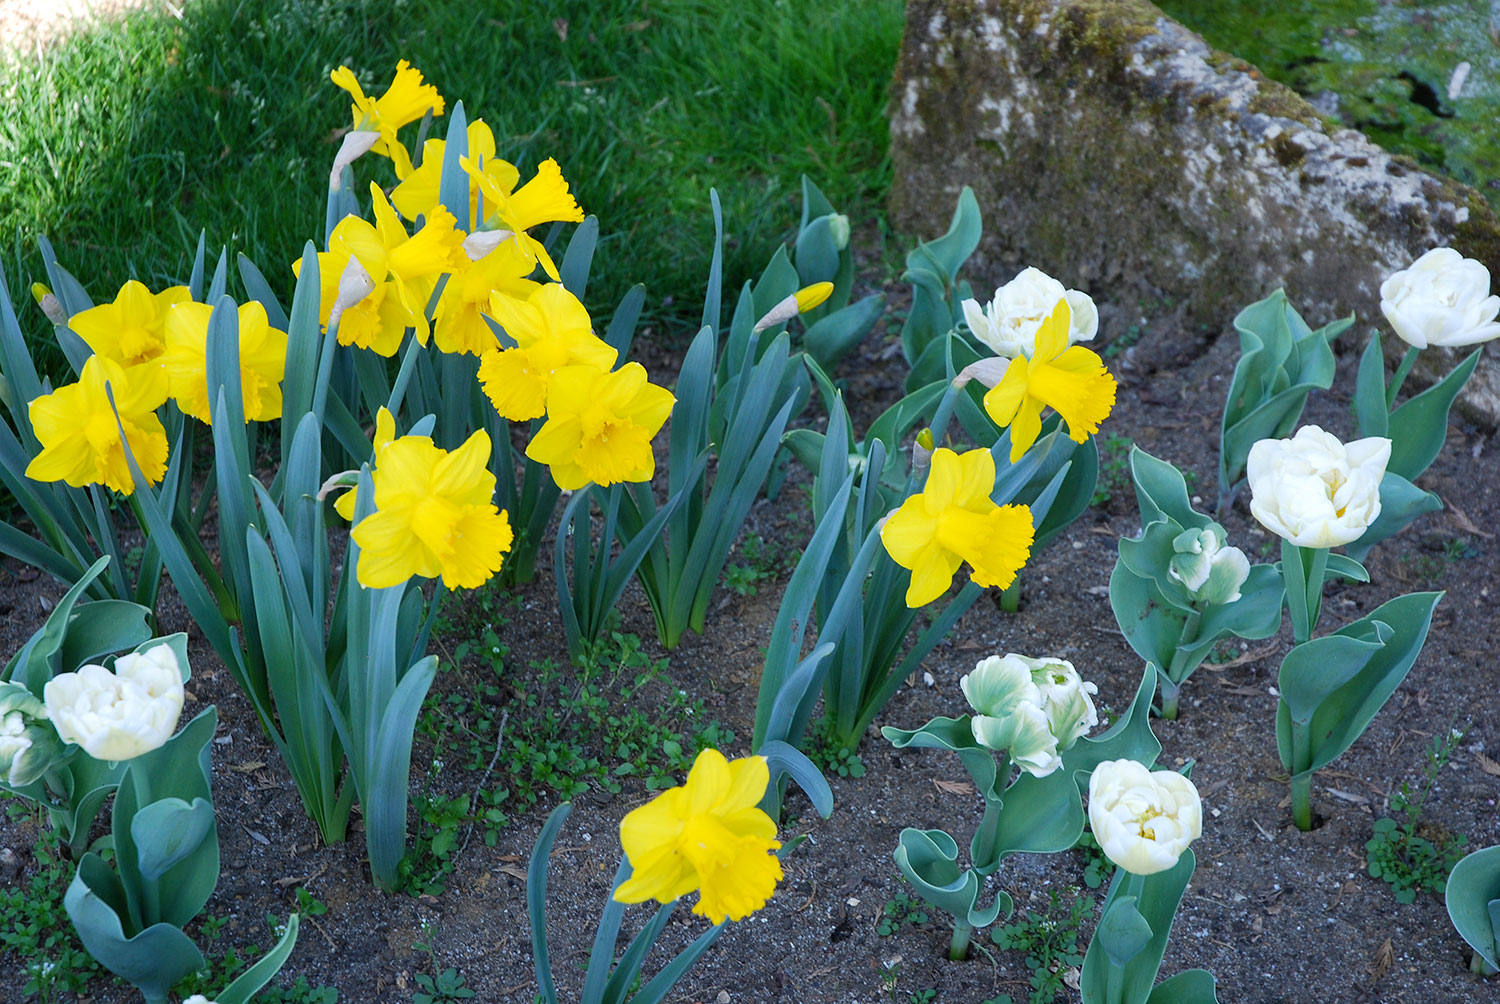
[2,279,1498,1004]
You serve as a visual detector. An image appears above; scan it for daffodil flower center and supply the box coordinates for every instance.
[411,494,462,555]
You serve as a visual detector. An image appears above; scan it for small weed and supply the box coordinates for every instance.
[1399,536,1480,586]
[877,891,930,936]
[991,888,1091,1004]
[806,716,867,777]
[878,957,903,1002]
[258,976,340,1004]
[1072,832,1113,890]
[1090,434,1134,507]
[403,630,731,895]
[1366,726,1469,904]
[723,532,793,597]
[0,815,105,1001]
[1203,639,1244,665]
[909,990,937,1004]
[1101,323,1144,359]
[1443,536,1479,561]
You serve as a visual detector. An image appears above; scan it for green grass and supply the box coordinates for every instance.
[0,0,902,374]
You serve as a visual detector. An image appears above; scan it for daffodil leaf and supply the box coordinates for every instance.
[216,914,299,1004]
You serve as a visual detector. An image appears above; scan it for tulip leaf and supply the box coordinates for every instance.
[1131,448,1209,531]
[990,765,1085,862]
[1344,471,1443,562]
[1146,968,1221,1004]
[900,187,980,382]
[57,600,153,680]
[803,292,885,371]
[1446,845,1500,973]
[1387,346,1482,482]
[1277,592,1442,777]
[65,855,206,1002]
[882,716,1006,802]
[1277,627,1389,723]
[894,827,1008,932]
[131,796,215,881]
[1171,564,1285,679]
[1110,560,1184,672]
[3,554,115,694]
[1081,850,1198,1004]
[1354,331,1390,439]
[1325,553,1369,583]
[1061,663,1161,779]
[1097,895,1154,967]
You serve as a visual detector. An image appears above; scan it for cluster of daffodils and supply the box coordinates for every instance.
[0,643,185,789]
[959,653,1098,777]
[24,281,288,495]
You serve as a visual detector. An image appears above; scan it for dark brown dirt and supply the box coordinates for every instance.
[2,279,1498,1004]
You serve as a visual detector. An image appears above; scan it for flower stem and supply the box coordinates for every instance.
[1471,952,1499,976]
[1290,772,1313,832]
[1385,346,1421,410]
[1159,679,1181,721]
[948,919,973,961]
[1000,576,1022,613]
[928,383,963,450]
[1162,610,1202,718]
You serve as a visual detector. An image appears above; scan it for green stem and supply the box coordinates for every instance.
[1471,952,1499,977]
[1103,872,1146,1004]
[948,919,973,961]
[1000,576,1022,613]
[1159,679,1182,721]
[971,753,1010,874]
[1290,771,1313,832]
[1282,542,1327,645]
[1385,345,1420,410]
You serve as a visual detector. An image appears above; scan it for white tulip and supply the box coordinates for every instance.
[1247,426,1391,549]
[1380,247,1500,349]
[960,266,1098,359]
[182,996,220,1004]
[1168,525,1250,605]
[0,713,32,779]
[961,654,1041,719]
[1088,759,1203,875]
[1025,656,1099,750]
[972,701,1062,778]
[43,644,185,762]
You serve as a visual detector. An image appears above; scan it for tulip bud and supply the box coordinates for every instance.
[827,214,851,251]
[1168,524,1250,606]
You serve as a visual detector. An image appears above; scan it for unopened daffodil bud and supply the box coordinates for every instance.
[753,282,835,333]
[31,283,67,326]
[912,427,934,476]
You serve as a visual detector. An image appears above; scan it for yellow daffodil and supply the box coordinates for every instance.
[463,156,584,281]
[432,243,542,356]
[163,301,288,424]
[881,447,1034,607]
[391,119,519,226]
[349,420,513,590]
[753,281,836,333]
[67,280,190,405]
[525,362,674,491]
[613,749,782,925]
[982,299,1116,462]
[329,60,444,177]
[476,283,617,420]
[332,408,397,522]
[296,183,466,356]
[25,355,169,495]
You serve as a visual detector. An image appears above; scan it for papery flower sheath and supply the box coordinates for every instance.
[163,301,288,424]
[477,283,618,420]
[330,60,444,176]
[880,447,1033,607]
[25,355,169,495]
[614,748,782,924]
[463,156,585,281]
[981,298,1116,462]
[349,423,513,590]
[525,362,674,490]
